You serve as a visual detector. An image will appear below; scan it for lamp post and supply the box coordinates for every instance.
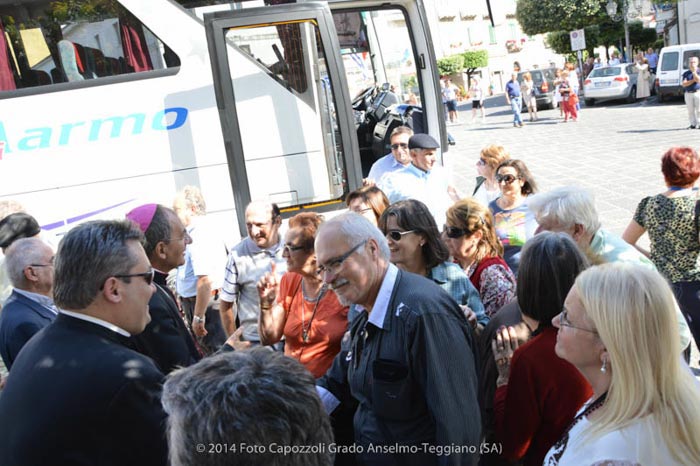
[606,0,643,63]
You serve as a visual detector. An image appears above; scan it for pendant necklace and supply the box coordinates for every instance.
[301,280,327,343]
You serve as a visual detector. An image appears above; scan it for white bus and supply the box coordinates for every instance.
[0,0,446,238]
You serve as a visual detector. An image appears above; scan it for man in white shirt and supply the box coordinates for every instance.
[365,126,413,185]
[380,133,460,227]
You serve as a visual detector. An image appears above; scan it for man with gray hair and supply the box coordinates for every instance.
[0,220,168,465]
[528,185,691,350]
[315,212,480,466]
[162,348,333,466]
[0,237,56,370]
[174,186,227,353]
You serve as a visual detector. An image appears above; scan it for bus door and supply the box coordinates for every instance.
[204,3,360,236]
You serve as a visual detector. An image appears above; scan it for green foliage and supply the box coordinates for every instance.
[462,50,488,71]
[437,55,464,76]
[48,0,118,22]
[545,25,600,56]
[516,0,605,35]
[628,21,658,49]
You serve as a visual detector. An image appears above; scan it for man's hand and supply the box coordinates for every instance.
[224,326,251,351]
[257,262,279,309]
[192,316,208,337]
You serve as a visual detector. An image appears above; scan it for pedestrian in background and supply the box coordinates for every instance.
[505,73,523,128]
[470,76,486,123]
[681,56,700,129]
[520,72,538,122]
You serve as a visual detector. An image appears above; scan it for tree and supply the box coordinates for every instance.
[515,0,604,36]
[462,50,488,86]
[437,55,464,77]
[546,25,602,59]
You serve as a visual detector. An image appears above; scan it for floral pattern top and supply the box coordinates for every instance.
[633,194,700,283]
[466,261,517,317]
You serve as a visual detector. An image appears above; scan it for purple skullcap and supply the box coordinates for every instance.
[125,204,158,233]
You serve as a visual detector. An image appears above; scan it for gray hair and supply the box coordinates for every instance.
[176,185,207,216]
[528,186,601,235]
[5,237,51,288]
[53,220,144,310]
[162,348,333,466]
[318,211,390,260]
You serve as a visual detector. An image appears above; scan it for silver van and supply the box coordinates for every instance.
[656,43,700,101]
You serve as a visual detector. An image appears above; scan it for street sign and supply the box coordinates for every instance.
[570,29,586,51]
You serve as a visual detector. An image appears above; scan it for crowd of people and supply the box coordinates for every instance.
[0,130,699,466]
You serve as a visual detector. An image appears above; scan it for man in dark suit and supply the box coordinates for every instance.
[0,220,168,465]
[126,203,202,373]
[0,237,57,370]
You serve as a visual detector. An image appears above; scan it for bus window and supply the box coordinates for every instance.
[334,9,422,107]
[218,18,348,208]
[0,0,179,94]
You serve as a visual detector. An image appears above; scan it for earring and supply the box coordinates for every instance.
[600,358,607,373]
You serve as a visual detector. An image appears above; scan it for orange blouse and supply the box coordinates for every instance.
[277,272,348,378]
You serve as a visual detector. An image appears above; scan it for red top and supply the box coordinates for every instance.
[278,272,348,378]
[494,326,592,466]
[470,256,509,290]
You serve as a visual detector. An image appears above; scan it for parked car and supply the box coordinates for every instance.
[517,67,558,110]
[583,64,653,106]
[656,43,700,101]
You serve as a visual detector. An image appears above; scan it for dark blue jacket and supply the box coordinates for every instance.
[0,289,56,370]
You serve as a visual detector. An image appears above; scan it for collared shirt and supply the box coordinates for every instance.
[589,228,654,269]
[380,163,453,227]
[176,215,228,298]
[645,52,658,68]
[367,153,408,185]
[318,265,481,465]
[428,261,488,326]
[505,79,521,98]
[219,236,287,342]
[60,310,130,337]
[13,289,58,315]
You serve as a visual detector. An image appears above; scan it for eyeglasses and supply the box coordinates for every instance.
[317,240,367,276]
[169,228,191,242]
[113,269,155,286]
[283,243,306,253]
[443,225,469,239]
[477,158,487,166]
[30,256,55,267]
[390,143,408,150]
[496,174,519,184]
[558,309,597,334]
[385,230,415,242]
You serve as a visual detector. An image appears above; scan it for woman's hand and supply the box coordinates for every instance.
[256,262,279,310]
[224,326,252,351]
[492,325,520,386]
[460,305,478,329]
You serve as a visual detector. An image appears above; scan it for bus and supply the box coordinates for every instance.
[0,0,446,238]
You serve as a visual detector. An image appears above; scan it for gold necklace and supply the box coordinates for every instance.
[301,281,327,343]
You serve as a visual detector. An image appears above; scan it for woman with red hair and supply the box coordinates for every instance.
[622,147,700,360]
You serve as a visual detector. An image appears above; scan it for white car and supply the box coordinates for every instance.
[583,64,653,106]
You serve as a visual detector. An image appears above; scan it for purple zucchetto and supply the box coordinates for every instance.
[125,204,158,233]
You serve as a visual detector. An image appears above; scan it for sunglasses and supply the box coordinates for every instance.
[283,243,306,253]
[443,225,469,239]
[477,158,487,166]
[113,268,155,286]
[385,230,416,241]
[390,143,408,150]
[496,174,519,184]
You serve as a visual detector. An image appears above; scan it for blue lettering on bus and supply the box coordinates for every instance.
[0,107,189,155]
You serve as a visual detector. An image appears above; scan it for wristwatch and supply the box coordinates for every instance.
[193,315,205,324]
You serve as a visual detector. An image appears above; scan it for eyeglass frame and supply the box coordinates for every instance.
[317,240,367,276]
[30,256,55,268]
[558,308,597,334]
[390,143,408,150]
[495,173,520,184]
[443,225,470,239]
[112,269,156,286]
[385,230,416,242]
[283,242,307,253]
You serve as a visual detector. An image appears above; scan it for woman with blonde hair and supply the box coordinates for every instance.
[545,262,700,465]
[520,72,538,122]
[445,198,516,317]
[472,144,511,207]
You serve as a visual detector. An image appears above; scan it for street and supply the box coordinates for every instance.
[444,94,700,367]
[445,94,700,238]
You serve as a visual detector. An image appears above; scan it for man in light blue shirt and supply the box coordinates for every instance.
[366,126,413,185]
[379,133,460,227]
[645,47,658,73]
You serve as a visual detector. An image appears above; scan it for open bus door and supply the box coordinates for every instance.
[204,0,445,236]
[204,3,361,237]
